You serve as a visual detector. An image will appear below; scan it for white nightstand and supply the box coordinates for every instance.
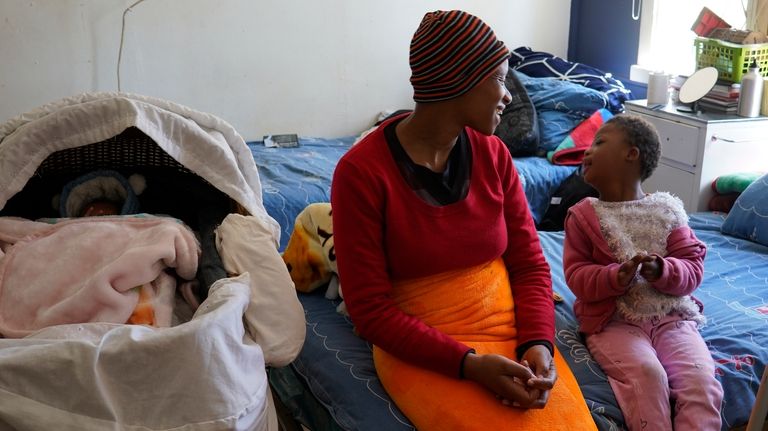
[624,100,768,213]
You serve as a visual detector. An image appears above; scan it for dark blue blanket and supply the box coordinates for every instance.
[510,46,633,114]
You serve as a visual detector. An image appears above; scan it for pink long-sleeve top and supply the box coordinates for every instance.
[563,196,707,334]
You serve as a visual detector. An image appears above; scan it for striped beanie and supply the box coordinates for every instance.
[410,10,510,103]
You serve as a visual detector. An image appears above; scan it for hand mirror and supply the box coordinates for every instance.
[676,67,718,113]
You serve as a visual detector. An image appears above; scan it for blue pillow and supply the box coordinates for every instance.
[721,173,768,246]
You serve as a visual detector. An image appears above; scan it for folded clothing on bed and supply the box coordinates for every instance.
[708,172,764,213]
[495,70,540,157]
[0,215,199,337]
[708,192,741,213]
[711,171,765,194]
[514,71,609,154]
[547,109,613,165]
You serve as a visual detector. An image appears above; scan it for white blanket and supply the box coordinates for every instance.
[0,275,269,430]
[0,216,199,338]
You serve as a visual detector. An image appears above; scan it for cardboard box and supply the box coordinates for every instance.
[707,28,768,44]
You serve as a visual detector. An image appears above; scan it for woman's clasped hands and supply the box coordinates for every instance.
[463,345,557,409]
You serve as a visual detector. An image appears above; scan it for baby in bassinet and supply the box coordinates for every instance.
[0,169,204,336]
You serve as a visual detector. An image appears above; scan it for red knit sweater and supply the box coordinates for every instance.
[331,123,554,378]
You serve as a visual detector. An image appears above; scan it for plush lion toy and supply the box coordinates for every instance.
[282,202,345,313]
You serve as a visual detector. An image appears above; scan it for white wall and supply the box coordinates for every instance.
[0,0,570,140]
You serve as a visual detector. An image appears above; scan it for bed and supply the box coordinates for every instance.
[249,136,586,430]
[542,211,768,431]
[252,137,768,431]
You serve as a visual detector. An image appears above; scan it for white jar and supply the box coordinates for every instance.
[647,72,671,105]
[738,59,763,117]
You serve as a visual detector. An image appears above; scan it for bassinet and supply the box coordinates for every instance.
[0,92,305,430]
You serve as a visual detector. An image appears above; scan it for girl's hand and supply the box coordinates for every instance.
[638,254,663,282]
[617,254,644,286]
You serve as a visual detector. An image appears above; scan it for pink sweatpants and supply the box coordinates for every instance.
[586,315,723,431]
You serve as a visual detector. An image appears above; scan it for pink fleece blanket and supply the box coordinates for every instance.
[0,216,200,338]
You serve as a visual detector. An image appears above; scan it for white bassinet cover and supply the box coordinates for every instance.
[0,92,279,240]
[0,93,305,430]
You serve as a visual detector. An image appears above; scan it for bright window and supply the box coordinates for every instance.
[637,0,748,76]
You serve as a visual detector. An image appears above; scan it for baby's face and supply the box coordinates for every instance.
[581,124,633,192]
[81,200,120,217]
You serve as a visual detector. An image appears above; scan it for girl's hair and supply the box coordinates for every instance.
[605,114,661,181]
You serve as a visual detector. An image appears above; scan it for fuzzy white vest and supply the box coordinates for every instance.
[592,192,704,324]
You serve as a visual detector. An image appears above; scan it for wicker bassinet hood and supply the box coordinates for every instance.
[0,92,279,243]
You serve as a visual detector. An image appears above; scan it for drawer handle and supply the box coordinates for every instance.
[711,135,750,143]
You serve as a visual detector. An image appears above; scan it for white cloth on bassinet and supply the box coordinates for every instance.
[0,275,271,431]
[0,91,280,246]
[215,213,306,367]
[0,93,306,430]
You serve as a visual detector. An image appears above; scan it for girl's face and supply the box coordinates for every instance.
[459,62,512,136]
[582,123,633,190]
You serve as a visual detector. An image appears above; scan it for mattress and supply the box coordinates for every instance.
[248,136,595,430]
[266,209,767,431]
[540,212,768,430]
[248,132,768,430]
[249,137,352,251]
[687,212,767,429]
[251,134,767,429]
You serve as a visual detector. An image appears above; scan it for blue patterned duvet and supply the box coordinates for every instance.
[541,212,768,430]
[251,136,765,430]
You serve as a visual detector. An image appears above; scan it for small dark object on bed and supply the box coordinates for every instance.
[264,134,300,148]
[538,168,598,231]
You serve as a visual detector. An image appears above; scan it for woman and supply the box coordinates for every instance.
[331,10,596,430]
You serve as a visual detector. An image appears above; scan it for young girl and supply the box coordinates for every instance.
[563,114,724,430]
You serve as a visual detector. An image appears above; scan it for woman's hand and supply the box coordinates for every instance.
[520,345,557,409]
[463,352,539,408]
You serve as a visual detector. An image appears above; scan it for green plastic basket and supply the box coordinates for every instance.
[694,37,768,83]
